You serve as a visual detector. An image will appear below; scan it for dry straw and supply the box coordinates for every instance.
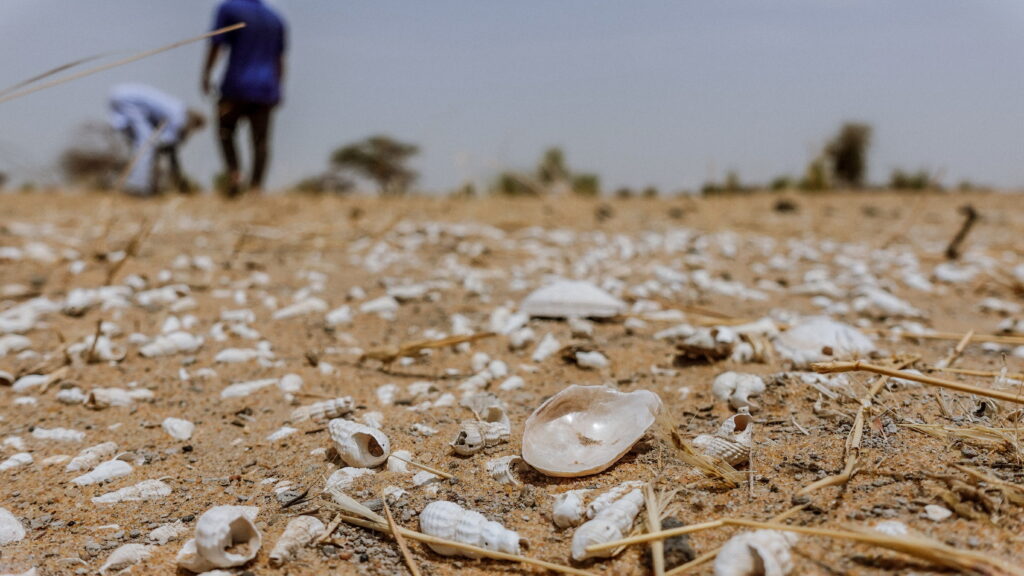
[812,360,1024,405]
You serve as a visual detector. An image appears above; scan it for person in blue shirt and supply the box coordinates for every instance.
[108,84,206,196]
[201,0,286,198]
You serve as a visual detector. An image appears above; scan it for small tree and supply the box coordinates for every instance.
[330,135,419,195]
[825,122,871,188]
[536,147,569,185]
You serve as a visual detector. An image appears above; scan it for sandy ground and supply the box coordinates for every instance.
[0,191,1023,576]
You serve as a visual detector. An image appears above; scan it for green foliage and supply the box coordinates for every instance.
[889,169,933,191]
[614,187,633,199]
[641,186,659,198]
[825,122,871,187]
[330,135,419,195]
[770,176,793,191]
[536,147,569,185]
[701,170,745,195]
[799,157,830,191]
[492,172,539,196]
[571,173,600,197]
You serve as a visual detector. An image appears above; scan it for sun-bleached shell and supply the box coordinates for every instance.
[86,387,154,409]
[419,501,524,558]
[571,487,645,561]
[485,455,523,485]
[521,385,662,477]
[552,490,590,528]
[0,507,25,545]
[32,427,84,442]
[324,467,376,491]
[712,372,766,411]
[147,521,188,545]
[452,403,511,455]
[71,459,132,485]
[162,418,195,441]
[773,317,874,368]
[692,410,753,467]
[0,453,32,472]
[99,543,151,575]
[291,397,354,422]
[713,530,797,576]
[139,331,203,358]
[521,281,626,319]
[193,506,261,569]
[66,441,118,472]
[273,297,327,320]
[269,515,324,567]
[220,378,278,399]
[328,419,390,467]
[92,479,171,504]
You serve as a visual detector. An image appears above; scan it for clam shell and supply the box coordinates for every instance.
[521,385,662,477]
[713,530,797,576]
[521,281,626,319]
[419,501,523,558]
[194,506,261,569]
[328,419,390,467]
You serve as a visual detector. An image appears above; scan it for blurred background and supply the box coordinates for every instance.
[1,0,1023,195]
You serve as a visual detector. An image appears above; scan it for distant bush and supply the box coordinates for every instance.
[295,172,355,194]
[889,169,933,191]
[491,172,540,197]
[330,135,419,195]
[58,122,130,190]
[825,122,871,188]
[571,173,600,197]
[702,170,746,195]
[769,176,793,191]
[799,157,830,191]
[641,186,659,198]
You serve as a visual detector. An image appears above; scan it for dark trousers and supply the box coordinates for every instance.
[217,99,275,190]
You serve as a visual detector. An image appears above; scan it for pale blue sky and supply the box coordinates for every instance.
[1,1,1023,192]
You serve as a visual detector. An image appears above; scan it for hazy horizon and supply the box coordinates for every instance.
[1,1,1023,194]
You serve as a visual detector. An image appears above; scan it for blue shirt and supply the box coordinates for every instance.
[211,0,286,104]
[108,84,187,146]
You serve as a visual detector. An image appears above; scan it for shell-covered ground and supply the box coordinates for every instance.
[1,191,1023,576]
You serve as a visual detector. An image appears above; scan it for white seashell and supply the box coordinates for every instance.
[376,383,398,406]
[508,327,536,350]
[214,345,273,364]
[873,520,909,536]
[499,376,525,391]
[2,437,26,451]
[575,350,609,369]
[325,305,353,326]
[86,387,154,409]
[384,485,407,503]
[412,470,440,487]
[273,297,327,320]
[278,373,303,395]
[531,333,561,362]
[12,374,51,393]
[568,316,595,338]
[194,506,261,569]
[68,335,126,363]
[552,490,590,528]
[266,427,298,442]
[0,507,25,545]
[99,543,151,575]
[32,427,84,442]
[773,317,874,368]
[387,450,413,473]
[66,442,118,472]
[571,488,644,560]
[0,453,32,472]
[411,423,438,437]
[324,467,376,491]
[360,296,399,317]
[361,411,385,429]
[692,411,753,467]
[92,479,171,504]
[0,370,13,387]
[419,501,524,558]
[328,419,390,467]
[521,281,626,319]
[269,515,324,567]
[522,385,662,477]
[291,397,354,422]
[0,335,31,357]
[486,455,524,485]
[139,331,203,358]
[220,378,278,399]
[147,520,188,545]
[162,418,195,441]
[451,406,511,455]
[712,372,766,411]
[56,387,88,404]
[71,459,132,485]
[714,530,797,576]
[585,481,645,519]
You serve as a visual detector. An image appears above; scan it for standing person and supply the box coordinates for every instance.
[201,0,286,198]
[108,83,206,196]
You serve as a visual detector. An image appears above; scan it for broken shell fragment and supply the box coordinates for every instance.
[71,459,132,485]
[419,501,524,558]
[92,479,171,504]
[328,419,390,467]
[712,372,766,411]
[521,385,662,477]
[773,317,874,368]
[162,417,195,441]
[66,441,118,472]
[571,487,645,561]
[692,410,753,467]
[194,506,261,569]
[485,455,524,485]
[291,397,354,422]
[269,515,324,567]
[99,543,151,575]
[452,403,511,455]
[0,507,25,545]
[521,280,626,319]
[552,490,590,528]
[714,530,797,576]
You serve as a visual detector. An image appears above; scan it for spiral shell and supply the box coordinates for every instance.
[328,419,390,467]
[485,455,523,485]
[269,515,324,567]
[419,501,524,558]
[713,530,797,576]
[193,506,261,569]
[451,418,510,455]
[571,487,645,561]
[552,490,589,528]
[291,397,354,422]
[692,410,753,466]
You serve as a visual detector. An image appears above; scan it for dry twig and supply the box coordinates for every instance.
[812,361,1024,405]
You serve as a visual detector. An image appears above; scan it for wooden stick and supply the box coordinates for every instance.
[933,367,1024,381]
[335,514,597,576]
[811,361,1024,405]
[0,24,246,105]
[115,119,168,193]
[585,520,725,554]
[386,454,455,480]
[883,330,1024,346]
[381,494,422,576]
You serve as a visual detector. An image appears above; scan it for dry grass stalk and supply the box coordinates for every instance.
[663,504,807,576]
[933,366,1024,381]
[314,513,343,545]
[953,465,1024,507]
[322,487,597,576]
[669,429,744,487]
[812,361,1024,405]
[591,518,1023,575]
[0,24,246,105]
[386,454,455,480]
[643,483,678,576]
[104,219,152,286]
[84,319,104,364]
[361,332,497,365]
[903,423,1023,456]
[381,492,422,576]
[882,330,1024,347]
